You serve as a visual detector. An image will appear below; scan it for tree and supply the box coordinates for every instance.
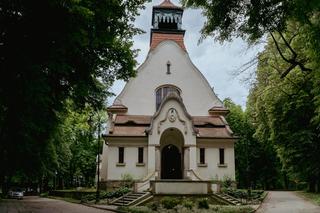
[183,0,320,192]
[49,100,106,189]
[0,0,147,192]
[182,0,320,77]
[224,98,280,189]
[246,23,320,192]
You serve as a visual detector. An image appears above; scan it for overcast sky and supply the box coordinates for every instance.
[108,0,265,108]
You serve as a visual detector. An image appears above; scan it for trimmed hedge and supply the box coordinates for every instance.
[50,187,130,201]
[81,187,130,202]
[49,190,95,200]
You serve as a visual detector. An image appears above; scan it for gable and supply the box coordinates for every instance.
[114,40,223,116]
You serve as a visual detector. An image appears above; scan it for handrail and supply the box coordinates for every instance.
[135,171,156,191]
[141,171,156,182]
[189,169,204,181]
[110,191,132,204]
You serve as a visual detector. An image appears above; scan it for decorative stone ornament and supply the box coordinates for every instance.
[168,108,177,122]
[157,107,188,134]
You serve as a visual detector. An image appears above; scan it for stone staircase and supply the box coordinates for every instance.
[111,191,151,206]
[212,193,242,206]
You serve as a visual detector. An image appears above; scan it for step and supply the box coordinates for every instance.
[111,192,151,206]
[125,196,142,199]
[114,203,130,206]
[123,198,136,201]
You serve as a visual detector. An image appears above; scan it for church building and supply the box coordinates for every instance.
[100,0,236,194]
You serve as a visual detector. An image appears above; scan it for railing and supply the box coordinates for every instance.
[188,169,204,181]
[134,171,156,192]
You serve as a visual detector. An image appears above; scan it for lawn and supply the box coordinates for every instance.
[296,191,320,205]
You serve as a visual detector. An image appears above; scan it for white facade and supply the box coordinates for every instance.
[100,0,236,193]
[114,41,223,116]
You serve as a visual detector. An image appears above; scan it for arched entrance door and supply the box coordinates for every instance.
[161,144,182,179]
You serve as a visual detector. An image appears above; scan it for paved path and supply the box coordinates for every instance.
[257,191,320,213]
[0,196,113,213]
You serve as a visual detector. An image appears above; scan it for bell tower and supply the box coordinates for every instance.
[150,0,186,51]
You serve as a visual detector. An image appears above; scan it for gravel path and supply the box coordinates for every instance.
[0,196,113,213]
[257,191,320,213]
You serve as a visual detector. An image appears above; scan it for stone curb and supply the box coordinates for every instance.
[253,191,269,212]
[82,203,124,213]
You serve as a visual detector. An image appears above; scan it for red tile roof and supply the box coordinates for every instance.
[108,115,236,139]
[107,104,128,113]
[196,128,233,138]
[192,116,225,126]
[150,32,186,51]
[111,126,147,136]
[208,106,229,115]
[115,115,152,125]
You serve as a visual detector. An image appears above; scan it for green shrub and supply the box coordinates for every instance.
[198,198,209,209]
[121,173,134,188]
[161,196,179,209]
[49,190,95,200]
[222,176,233,188]
[224,189,264,200]
[100,187,130,199]
[117,206,150,213]
[146,201,159,211]
[81,194,96,202]
[182,199,193,209]
[40,192,48,197]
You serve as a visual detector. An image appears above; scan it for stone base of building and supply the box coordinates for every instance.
[150,180,213,194]
[101,179,236,194]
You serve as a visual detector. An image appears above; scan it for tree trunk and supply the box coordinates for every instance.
[309,179,316,192]
[43,176,49,192]
[283,173,289,190]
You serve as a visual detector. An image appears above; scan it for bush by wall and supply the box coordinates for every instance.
[161,196,180,209]
[198,198,209,209]
[81,187,130,202]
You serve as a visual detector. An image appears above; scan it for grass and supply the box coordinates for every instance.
[296,191,320,205]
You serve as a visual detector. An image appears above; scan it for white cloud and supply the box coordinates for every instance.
[108,0,265,109]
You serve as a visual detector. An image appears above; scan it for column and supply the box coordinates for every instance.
[147,145,156,174]
[183,147,190,178]
[155,146,161,179]
[189,146,197,170]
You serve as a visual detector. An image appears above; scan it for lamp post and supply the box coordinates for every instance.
[96,116,101,204]
[54,171,58,190]
[88,113,101,204]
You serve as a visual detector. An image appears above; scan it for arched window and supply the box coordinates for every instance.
[156,85,180,110]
